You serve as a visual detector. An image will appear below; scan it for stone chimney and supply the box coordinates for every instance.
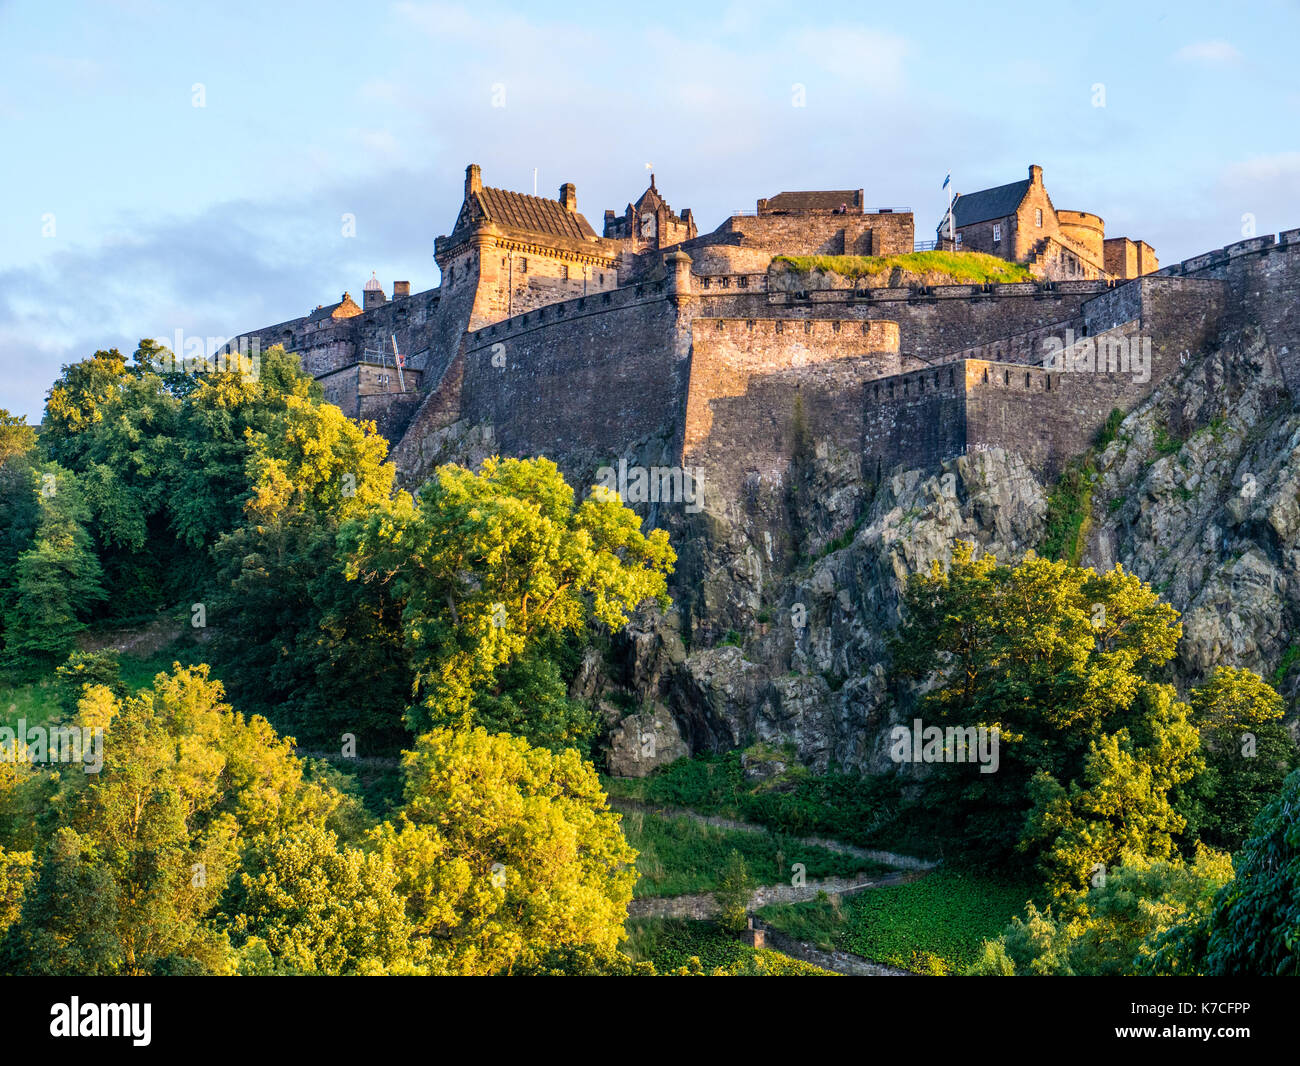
[393,281,411,299]
[559,182,577,212]
[465,163,483,199]
[1029,164,1043,186]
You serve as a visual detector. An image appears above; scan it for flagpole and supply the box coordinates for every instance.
[946,171,955,249]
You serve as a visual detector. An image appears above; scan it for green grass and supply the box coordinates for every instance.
[1271,644,1300,686]
[757,869,1037,975]
[0,640,207,730]
[1040,408,1131,564]
[115,642,206,691]
[0,678,62,729]
[1038,461,1095,564]
[604,752,923,855]
[620,810,887,898]
[623,919,835,975]
[1153,423,1183,456]
[772,251,1034,285]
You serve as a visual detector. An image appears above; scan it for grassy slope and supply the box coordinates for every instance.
[624,919,835,975]
[773,250,1035,284]
[757,869,1037,975]
[622,809,886,898]
[1,640,205,729]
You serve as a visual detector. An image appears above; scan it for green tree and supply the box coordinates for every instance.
[374,726,637,975]
[0,664,362,975]
[1,465,105,673]
[971,846,1232,976]
[714,849,755,933]
[1178,666,1297,850]
[224,824,421,975]
[345,456,674,734]
[1194,767,1300,976]
[208,392,408,748]
[892,543,1186,875]
[0,411,36,464]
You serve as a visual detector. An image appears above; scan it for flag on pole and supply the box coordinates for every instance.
[942,173,950,189]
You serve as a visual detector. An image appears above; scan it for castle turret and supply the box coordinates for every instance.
[465,163,483,199]
[363,272,386,310]
[665,249,693,305]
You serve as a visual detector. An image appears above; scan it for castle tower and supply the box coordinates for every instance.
[433,163,622,335]
[362,272,387,310]
[603,174,697,254]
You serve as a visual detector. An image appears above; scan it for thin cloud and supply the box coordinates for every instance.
[1174,40,1243,65]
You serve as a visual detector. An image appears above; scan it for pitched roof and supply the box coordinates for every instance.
[760,189,863,213]
[473,185,598,240]
[953,178,1030,226]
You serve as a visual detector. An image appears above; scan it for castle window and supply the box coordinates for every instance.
[1025,373,1031,388]
[993,224,1002,243]
[519,258,528,273]
[702,277,710,289]
[1046,376,1052,391]
[983,369,989,383]
[448,266,454,286]
[804,321,812,334]
[776,321,784,333]
[1004,370,1010,385]
[833,321,841,332]
[1035,209,1043,227]
[560,265,569,281]
[739,275,748,287]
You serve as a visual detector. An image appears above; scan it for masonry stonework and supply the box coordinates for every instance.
[227,162,1298,525]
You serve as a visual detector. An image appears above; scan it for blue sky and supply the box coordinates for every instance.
[2,0,1298,419]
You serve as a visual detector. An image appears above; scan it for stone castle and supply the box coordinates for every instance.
[231,163,1300,514]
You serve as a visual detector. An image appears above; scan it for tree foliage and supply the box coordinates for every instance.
[345,456,674,734]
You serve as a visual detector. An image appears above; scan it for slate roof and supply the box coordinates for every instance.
[473,185,598,240]
[952,179,1031,226]
[761,189,863,213]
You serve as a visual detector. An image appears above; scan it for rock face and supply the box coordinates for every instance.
[415,329,1300,775]
[606,328,1300,773]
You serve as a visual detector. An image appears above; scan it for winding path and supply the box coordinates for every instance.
[613,796,939,975]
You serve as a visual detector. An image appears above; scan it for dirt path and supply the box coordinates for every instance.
[614,795,936,975]
[757,927,914,977]
[608,796,938,872]
[629,869,920,919]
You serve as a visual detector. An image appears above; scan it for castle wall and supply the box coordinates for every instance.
[862,363,968,483]
[697,279,1108,362]
[699,211,914,259]
[683,318,904,488]
[457,280,689,463]
[1161,231,1300,391]
[470,244,618,322]
[964,349,1157,477]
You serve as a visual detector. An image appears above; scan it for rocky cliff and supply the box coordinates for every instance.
[586,323,1300,776]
